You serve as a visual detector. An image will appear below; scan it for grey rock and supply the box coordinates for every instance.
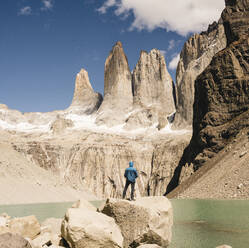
[61,208,123,248]
[101,197,173,248]
[50,116,74,135]
[174,20,227,128]
[96,41,133,127]
[126,49,175,130]
[68,68,103,115]
[0,232,32,248]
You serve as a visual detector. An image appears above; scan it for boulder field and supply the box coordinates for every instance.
[0,197,173,248]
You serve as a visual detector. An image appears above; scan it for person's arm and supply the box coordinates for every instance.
[135,169,138,178]
[124,169,127,178]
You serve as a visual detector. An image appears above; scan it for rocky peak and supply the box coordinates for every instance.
[124,49,175,130]
[71,69,94,105]
[69,68,103,115]
[103,41,132,101]
[96,41,133,126]
[173,19,227,128]
[132,49,175,113]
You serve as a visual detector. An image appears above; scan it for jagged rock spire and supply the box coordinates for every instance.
[124,49,175,130]
[69,68,103,115]
[96,41,133,126]
[103,41,133,102]
[132,49,175,114]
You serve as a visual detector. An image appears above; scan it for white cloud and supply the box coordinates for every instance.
[18,6,32,16]
[159,50,167,57]
[98,0,225,36]
[169,53,180,70]
[168,40,175,51]
[97,0,116,14]
[41,0,53,11]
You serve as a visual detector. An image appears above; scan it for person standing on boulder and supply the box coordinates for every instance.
[122,161,138,201]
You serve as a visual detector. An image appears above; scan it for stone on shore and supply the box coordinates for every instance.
[41,218,63,246]
[101,197,173,248]
[71,198,97,211]
[8,215,41,240]
[216,245,232,248]
[61,208,123,248]
[0,232,32,248]
[30,232,51,248]
[137,244,162,248]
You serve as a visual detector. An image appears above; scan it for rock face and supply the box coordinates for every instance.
[96,41,133,126]
[50,116,74,134]
[125,49,175,130]
[68,68,103,115]
[10,129,191,199]
[174,20,227,128]
[101,197,173,248]
[133,49,175,112]
[148,137,191,196]
[173,0,249,187]
[61,208,123,248]
[0,233,32,248]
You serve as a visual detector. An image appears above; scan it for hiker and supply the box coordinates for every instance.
[122,161,138,201]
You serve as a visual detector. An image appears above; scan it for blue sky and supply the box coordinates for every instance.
[0,0,224,112]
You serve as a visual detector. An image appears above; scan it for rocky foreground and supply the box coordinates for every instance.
[0,197,233,248]
[0,197,173,248]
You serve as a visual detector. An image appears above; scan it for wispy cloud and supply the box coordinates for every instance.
[97,0,116,14]
[169,53,180,70]
[41,0,53,11]
[98,0,225,36]
[168,40,175,51]
[18,6,32,16]
[159,50,167,57]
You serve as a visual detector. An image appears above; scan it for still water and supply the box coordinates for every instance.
[0,199,248,248]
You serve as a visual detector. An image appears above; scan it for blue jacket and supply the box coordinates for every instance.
[124,162,138,183]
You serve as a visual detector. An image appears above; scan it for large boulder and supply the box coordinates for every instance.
[30,232,51,248]
[101,197,173,248]
[0,232,32,248]
[8,215,40,240]
[61,208,123,248]
[40,218,63,246]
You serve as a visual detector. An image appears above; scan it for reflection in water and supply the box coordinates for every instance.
[0,199,248,248]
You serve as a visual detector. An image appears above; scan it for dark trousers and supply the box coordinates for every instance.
[122,179,135,200]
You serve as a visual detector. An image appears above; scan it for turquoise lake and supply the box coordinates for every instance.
[0,199,248,248]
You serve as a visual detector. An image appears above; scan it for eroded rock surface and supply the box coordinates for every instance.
[101,197,173,248]
[96,41,133,126]
[186,0,249,168]
[61,208,123,248]
[8,215,40,240]
[174,20,227,128]
[68,68,103,115]
[0,233,32,248]
[126,49,175,130]
[168,0,249,196]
